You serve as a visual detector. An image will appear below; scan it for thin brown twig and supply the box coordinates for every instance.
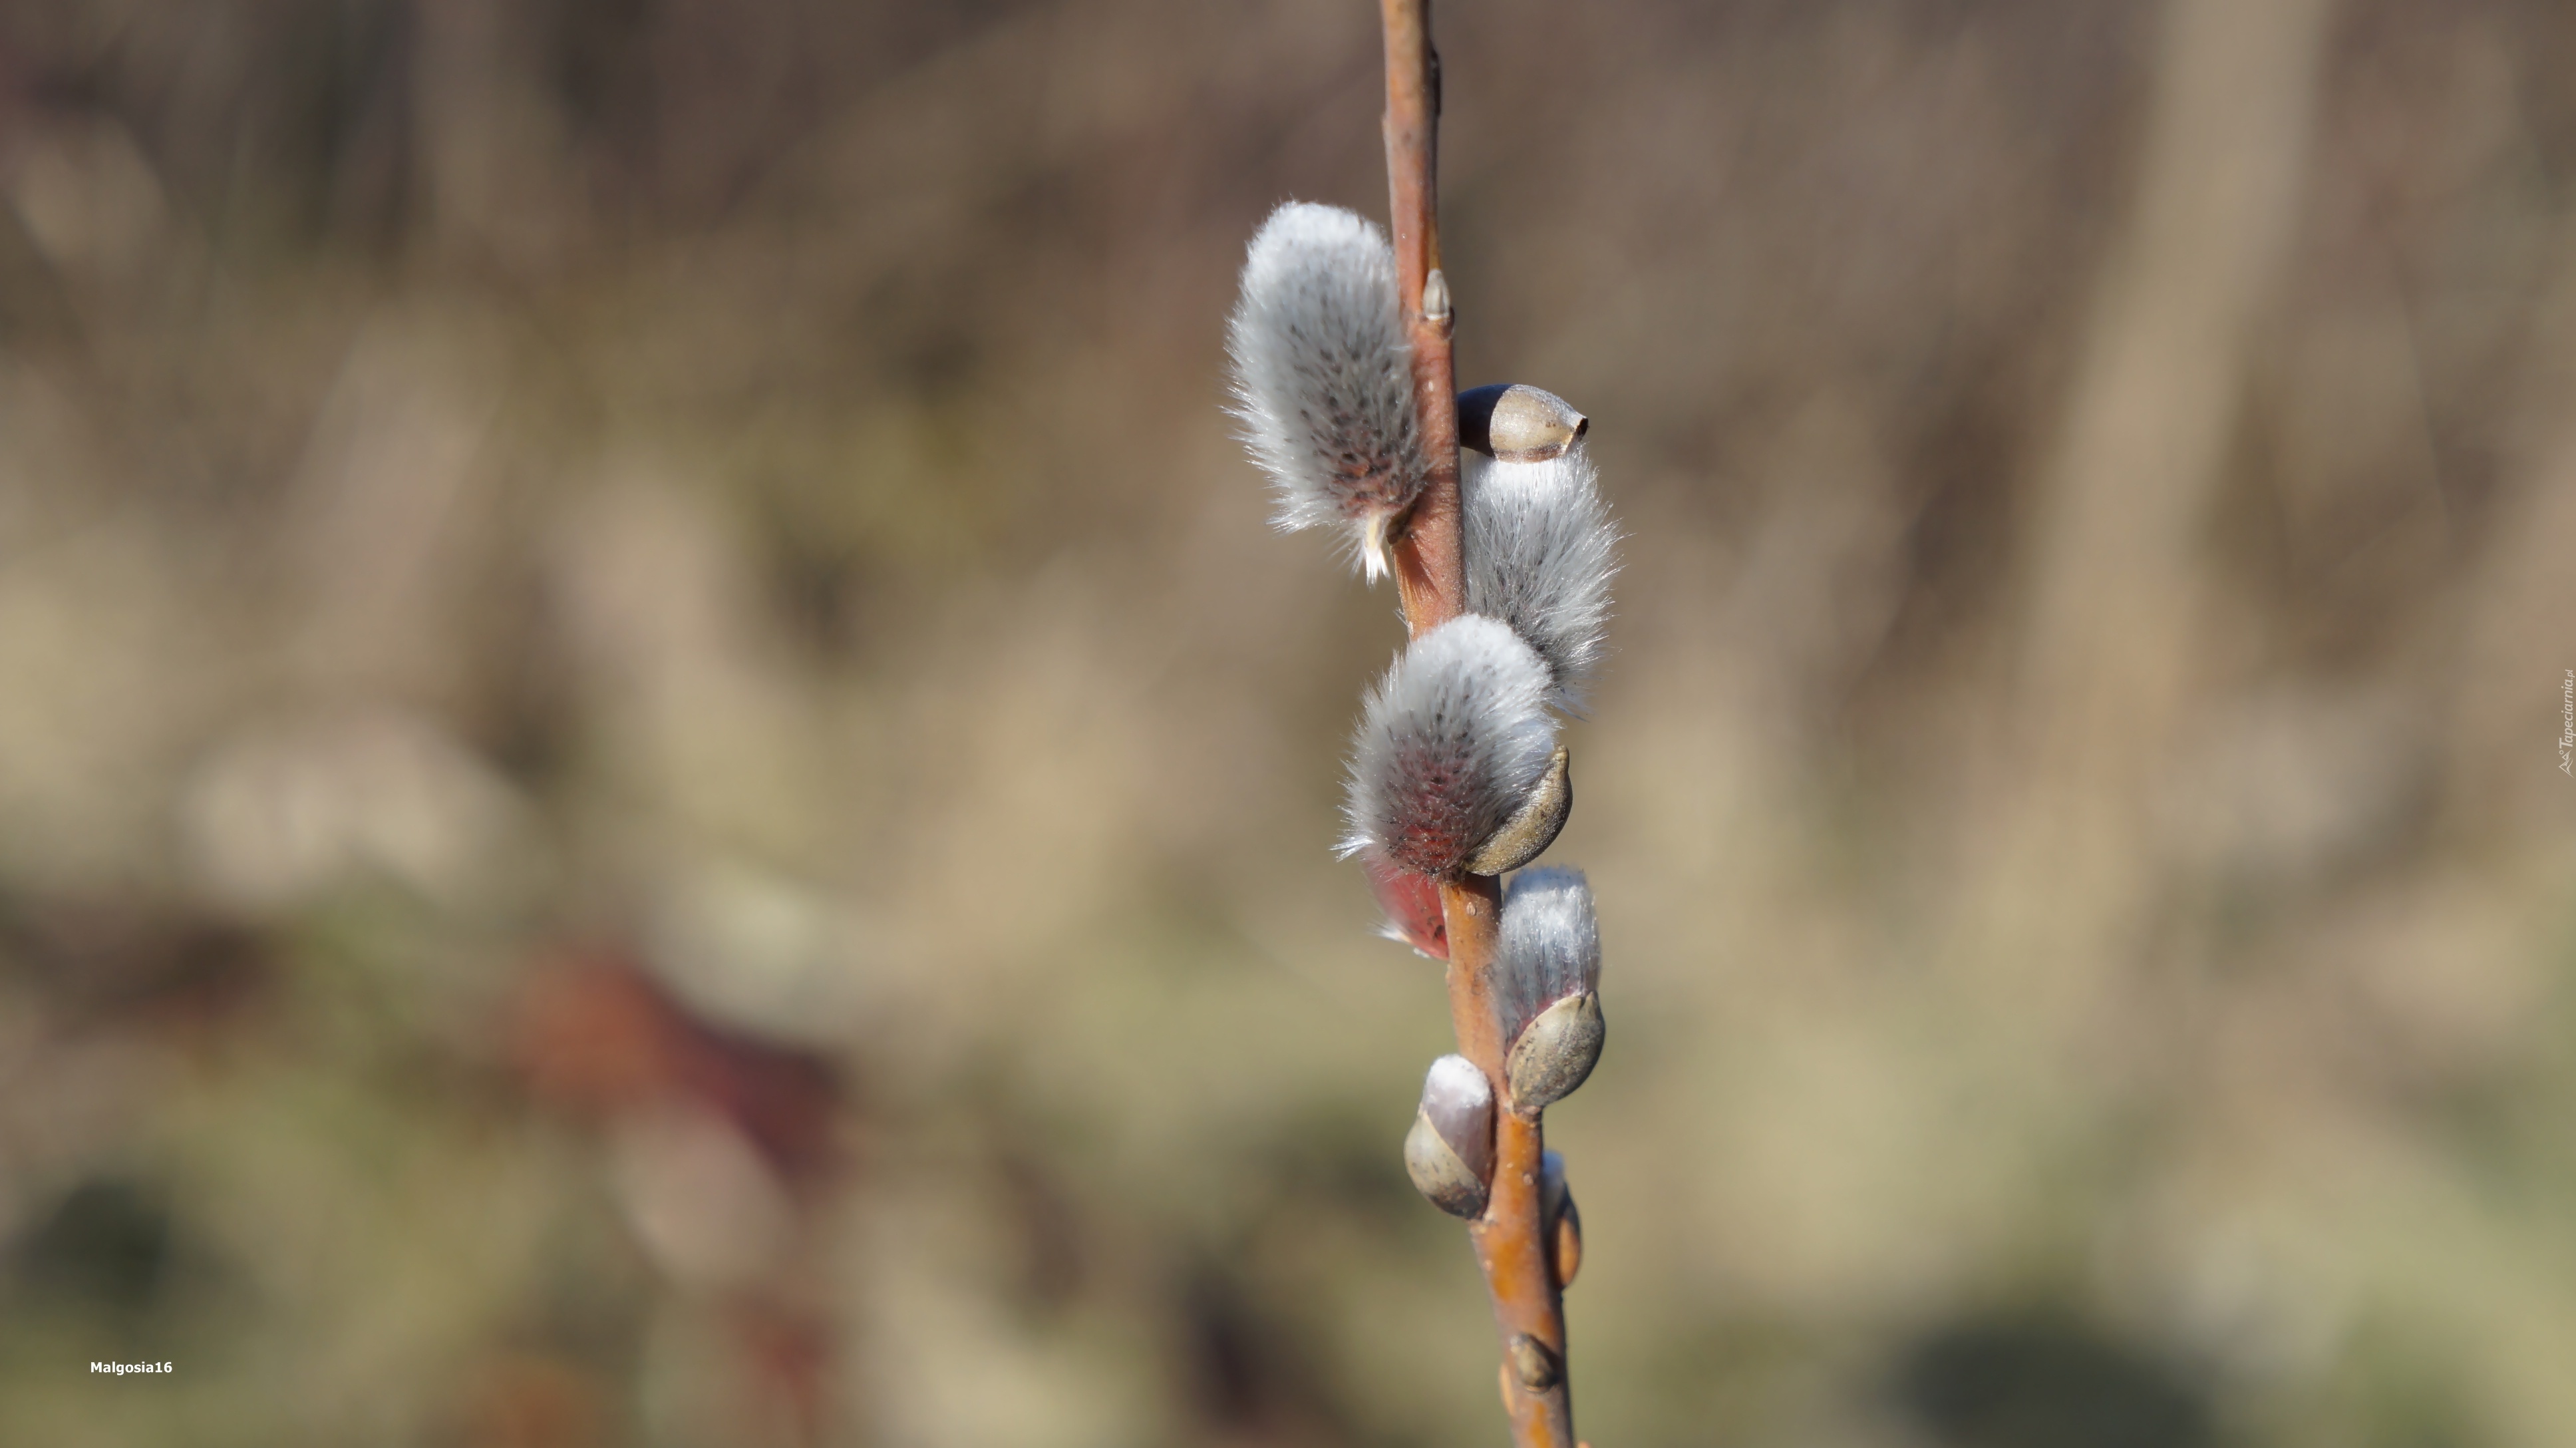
[1380,3,1580,1444]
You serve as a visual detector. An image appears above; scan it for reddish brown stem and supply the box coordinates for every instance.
[1382,0,1464,635]
[1382,4,1579,1445]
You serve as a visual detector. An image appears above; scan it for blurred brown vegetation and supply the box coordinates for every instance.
[1,1,2573,1445]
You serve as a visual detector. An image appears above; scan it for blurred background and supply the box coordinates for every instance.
[1,0,2573,1444]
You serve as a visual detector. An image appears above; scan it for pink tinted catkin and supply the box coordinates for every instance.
[1340,616,1557,878]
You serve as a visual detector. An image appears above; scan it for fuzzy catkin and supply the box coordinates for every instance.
[1343,616,1557,877]
[1364,849,1450,958]
[1463,447,1618,709]
[1227,203,1428,575]
[1494,867,1601,1039]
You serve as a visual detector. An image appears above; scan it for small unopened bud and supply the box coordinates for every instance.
[1508,993,1604,1115]
[1363,850,1448,960]
[1540,1149,1583,1290]
[1495,868,1604,1113]
[1404,1054,1495,1218]
[1462,743,1571,876]
[1227,203,1429,581]
[1464,447,1618,709]
[1509,1333,1563,1391]
[1458,384,1587,462]
[1341,616,1557,877]
[1422,268,1452,324]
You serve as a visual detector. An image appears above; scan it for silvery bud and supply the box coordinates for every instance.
[1404,1054,1496,1218]
[1464,445,1618,711]
[1341,616,1557,878]
[1495,868,1604,1113]
[1226,202,1428,580]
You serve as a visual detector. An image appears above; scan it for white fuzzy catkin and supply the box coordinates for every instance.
[1342,616,1557,877]
[1464,446,1618,709]
[1495,867,1601,1039]
[1227,202,1427,578]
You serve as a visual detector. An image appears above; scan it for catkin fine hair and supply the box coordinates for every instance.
[1495,866,1601,1039]
[1227,202,1428,574]
[1343,616,1557,877]
[1463,447,1618,708]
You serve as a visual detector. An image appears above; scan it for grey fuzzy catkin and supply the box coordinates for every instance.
[1341,616,1557,877]
[1227,202,1428,579]
[1495,867,1601,1040]
[1463,446,1618,708]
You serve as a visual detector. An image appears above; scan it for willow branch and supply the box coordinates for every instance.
[1382,0,1463,634]
[1380,4,1579,1445]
